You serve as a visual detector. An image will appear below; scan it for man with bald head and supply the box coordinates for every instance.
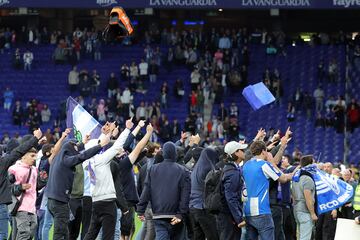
[341,169,357,219]
[323,162,333,175]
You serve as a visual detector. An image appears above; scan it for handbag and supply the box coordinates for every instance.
[8,167,32,216]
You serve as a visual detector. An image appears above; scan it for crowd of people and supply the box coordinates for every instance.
[0,123,359,240]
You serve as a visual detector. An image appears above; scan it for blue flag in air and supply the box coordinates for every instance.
[66,97,102,142]
[242,82,276,110]
[293,164,354,214]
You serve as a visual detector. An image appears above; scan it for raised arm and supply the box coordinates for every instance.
[272,127,292,166]
[132,120,145,137]
[48,128,71,164]
[128,124,153,165]
[3,129,42,170]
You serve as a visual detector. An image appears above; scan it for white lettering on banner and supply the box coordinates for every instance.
[333,0,360,8]
[319,200,339,211]
[242,0,310,7]
[0,0,10,6]
[97,0,118,7]
[150,0,217,6]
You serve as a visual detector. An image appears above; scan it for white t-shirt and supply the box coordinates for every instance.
[139,62,148,76]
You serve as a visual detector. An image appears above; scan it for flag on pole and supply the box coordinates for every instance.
[66,97,102,142]
[293,164,354,214]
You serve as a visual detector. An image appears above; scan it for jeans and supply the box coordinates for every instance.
[15,211,37,240]
[270,206,285,240]
[153,219,186,240]
[84,200,117,240]
[42,207,53,240]
[294,211,314,240]
[114,209,122,240]
[0,204,8,240]
[48,198,70,240]
[216,212,241,240]
[36,209,45,240]
[245,214,275,240]
[189,208,219,240]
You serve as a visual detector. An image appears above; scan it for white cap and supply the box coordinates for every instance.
[224,141,248,156]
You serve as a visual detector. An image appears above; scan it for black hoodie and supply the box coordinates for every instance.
[46,139,102,203]
[137,142,191,220]
[0,136,38,204]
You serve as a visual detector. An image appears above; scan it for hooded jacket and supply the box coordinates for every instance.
[46,140,102,203]
[0,136,38,204]
[137,142,191,220]
[189,147,219,209]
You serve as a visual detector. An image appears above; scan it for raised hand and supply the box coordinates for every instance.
[146,123,154,133]
[281,127,292,145]
[126,117,134,129]
[62,128,72,138]
[138,120,145,128]
[112,127,119,138]
[109,121,117,133]
[255,128,266,141]
[33,128,42,139]
[101,122,111,134]
[83,134,91,145]
[38,136,47,145]
[100,134,111,147]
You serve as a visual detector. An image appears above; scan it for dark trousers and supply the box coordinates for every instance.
[271,206,285,240]
[48,198,70,240]
[340,206,354,219]
[189,208,219,240]
[216,212,241,240]
[153,219,185,240]
[81,196,92,239]
[282,206,296,240]
[69,198,82,240]
[315,212,337,240]
[83,200,117,240]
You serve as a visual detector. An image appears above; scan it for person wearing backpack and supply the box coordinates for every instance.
[218,141,247,240]
[189,147,219,240]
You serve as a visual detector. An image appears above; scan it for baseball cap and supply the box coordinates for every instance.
[224,141,248,156]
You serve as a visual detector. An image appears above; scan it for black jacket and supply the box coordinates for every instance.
[46,140,102,203]
[137,142,191,220]
[0,136,38,204]
[221,162,244,225]
[110,161,129,212]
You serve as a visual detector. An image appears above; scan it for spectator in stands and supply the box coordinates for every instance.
[229,102,238,119]
[187,48,197,69]
[165,48,174,72]
[68,66,79,93]
[91,69,100,94]
[315,112,326,128]
[130,61,139,80]
[292,155,317,240]
[23,49,34,71]
[219,34,231,49]
[53,44,66,64]
[190,68,201,91]
[347,102,360,132]
[325,96,336,111]
[218,102,228,122]
[79,75,92,98]
[287,102,296,122]
[328,59,338,83]
[333,101,345,133]
[174,78,184,99]
[303,92,313,119]
[313,85,325,112]
[293,88,303,112]
[41,104,51,123]
[136,101,147,121]
[160,85,168,109]
[121,64,130,82]
[139,59,149,81]
[97,99,107,123]
[12,100,23,127]
[3,87,14,111]
[93,39,102,61]
[149,59,159,83]
[107,72,118,98]
[317,60,326,82]
[13,48,22,69]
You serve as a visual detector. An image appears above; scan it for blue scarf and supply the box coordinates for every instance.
[293,164,354,214]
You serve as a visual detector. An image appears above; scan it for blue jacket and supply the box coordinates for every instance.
[137,142,191,220]
[46,140,102,203]
[221,162,244,224]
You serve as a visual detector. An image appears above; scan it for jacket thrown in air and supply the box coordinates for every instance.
[0,136,38,205]
[46,140,102,203]
[137,142,191,220]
